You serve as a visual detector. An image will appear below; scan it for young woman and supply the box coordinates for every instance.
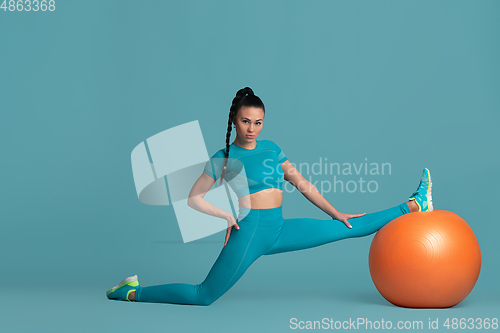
[106,87,433,306]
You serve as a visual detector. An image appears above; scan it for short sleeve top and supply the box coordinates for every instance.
[203,139,288,197]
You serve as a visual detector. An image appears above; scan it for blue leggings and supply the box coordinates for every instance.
[134,202,410,306]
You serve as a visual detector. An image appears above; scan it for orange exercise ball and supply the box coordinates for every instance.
[369,210,481,308]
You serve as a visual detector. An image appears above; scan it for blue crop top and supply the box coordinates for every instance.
[203,140,288,198]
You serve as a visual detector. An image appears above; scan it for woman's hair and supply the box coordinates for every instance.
[219,87,265,185]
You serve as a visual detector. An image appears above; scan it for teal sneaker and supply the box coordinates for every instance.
[409,168,433,212]
[106,275,140,302]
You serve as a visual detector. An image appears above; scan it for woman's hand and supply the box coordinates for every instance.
[223,213,240,247]
[330,211,366,229]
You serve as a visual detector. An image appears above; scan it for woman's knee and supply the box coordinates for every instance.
[197,292,220,306]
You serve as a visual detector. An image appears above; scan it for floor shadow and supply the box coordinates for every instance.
[332,290,393,307]
[152,240,221,244]
[233,289,393,307]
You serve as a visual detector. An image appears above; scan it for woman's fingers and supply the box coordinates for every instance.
[224,227,231,247]
[228,216,240,229]
[332,214,353,229]
[337,216,353,229]
[224,217,241,247]
[223,215,240,247]
[342,213,365,228]
[348,213,366,218]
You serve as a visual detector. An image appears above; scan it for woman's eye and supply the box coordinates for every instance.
[242,120,261,125]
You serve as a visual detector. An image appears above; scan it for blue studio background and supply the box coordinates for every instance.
[1,1,499,332]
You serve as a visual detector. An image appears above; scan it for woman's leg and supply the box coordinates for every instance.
[134,212,276,306]
[263,202,410,256]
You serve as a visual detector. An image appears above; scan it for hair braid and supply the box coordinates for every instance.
[219,87,263,186]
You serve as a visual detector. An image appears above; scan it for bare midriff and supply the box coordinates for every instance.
[238,188,283,209]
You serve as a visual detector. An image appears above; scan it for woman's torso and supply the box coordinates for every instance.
[203,139,288,209]
[238,188,283,209]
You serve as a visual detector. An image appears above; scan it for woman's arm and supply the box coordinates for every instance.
[188,172,240,246]
[187,172,232,220]
[281,160,364,228]
[282,160,339,217]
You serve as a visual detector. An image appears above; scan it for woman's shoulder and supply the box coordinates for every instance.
[210,146,227,158]
[259,139,287,163]
[259,139,282,152]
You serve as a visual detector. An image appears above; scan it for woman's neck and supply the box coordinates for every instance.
[233,136,257,150]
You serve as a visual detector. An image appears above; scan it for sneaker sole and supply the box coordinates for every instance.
[426,168,433,211]
[106,275,138,297]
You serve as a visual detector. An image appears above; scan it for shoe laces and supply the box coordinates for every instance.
[416,179,429,193]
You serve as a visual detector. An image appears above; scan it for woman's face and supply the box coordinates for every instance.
[233,106,265,143]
